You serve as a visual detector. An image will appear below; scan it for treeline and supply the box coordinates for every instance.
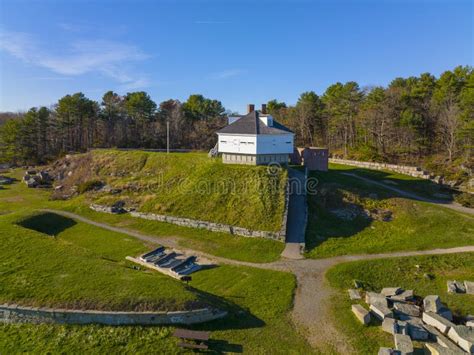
[0,66,472,178]
[270,66,473,174]
[0,93,227,164]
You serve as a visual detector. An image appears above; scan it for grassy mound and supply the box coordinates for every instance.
[326,253,474,353]
[52,150,287,232]
[0,169,284,263]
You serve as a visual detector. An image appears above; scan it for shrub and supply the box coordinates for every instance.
[348,144,384,162]
[77,180,103,194]
[455,192,474,208]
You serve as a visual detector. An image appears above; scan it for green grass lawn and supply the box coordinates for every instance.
[1,265,312,354]
[0,210,201,311]
[305,167,474,259]
[0,325,182,354]
[55,149,287,232]
[326,253,474,354]
[0,207,311,353]
[329,163,455,201]
[0,169,284,263]
[61,200,285,263]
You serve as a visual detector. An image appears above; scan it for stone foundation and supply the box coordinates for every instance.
[0,304,227,326]
[222,153,289,165]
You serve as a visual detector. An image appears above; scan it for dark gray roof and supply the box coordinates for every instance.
[217,111,293,135]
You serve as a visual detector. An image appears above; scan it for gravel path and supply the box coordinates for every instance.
[42,208,474,353]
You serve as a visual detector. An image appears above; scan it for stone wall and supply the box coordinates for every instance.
[301,168,309,251]
[329,158,429,178]
[91,179,290,242]
[90,203,125,214]
[0,304,227,326]
[129,210,286,241]
[330,158,474,192]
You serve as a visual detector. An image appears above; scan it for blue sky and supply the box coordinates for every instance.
[0,0,472,113]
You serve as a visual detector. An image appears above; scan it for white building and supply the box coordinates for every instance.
[217,104,294,165]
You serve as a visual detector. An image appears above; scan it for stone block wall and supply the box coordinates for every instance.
[329,158,429,179]
[90,178,290,242]
[329,158,471,191]
[129,210,286,241]
[0,304,227,326]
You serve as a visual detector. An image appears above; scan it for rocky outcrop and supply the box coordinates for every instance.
[23,170,53,188]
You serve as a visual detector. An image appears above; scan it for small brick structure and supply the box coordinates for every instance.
[290,147,328,171]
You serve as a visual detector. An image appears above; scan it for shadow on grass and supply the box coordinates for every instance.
[17,212,77,236]
[0,177,19,190]
[207,339,244,353]
[304,166,457,253]
[330,166,456,203]
[183,282,265,333]
[305,171,374,252]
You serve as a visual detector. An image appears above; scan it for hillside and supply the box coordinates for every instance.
[50,150,287,232]
[305,164,474,258]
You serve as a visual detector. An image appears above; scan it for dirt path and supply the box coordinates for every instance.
[41,208,474,354]
[341,172,474,217]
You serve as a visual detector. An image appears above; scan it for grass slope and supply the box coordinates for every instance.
[0,169,284,263]
[1,265,312,353]
[305,165,474,258]
[0,211,200,311]
[329,163,456,201]
[56,150,287,232]
[326,253,474,354]
[0,210,311,353]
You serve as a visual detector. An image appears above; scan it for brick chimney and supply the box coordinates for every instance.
[261,104,267,114]
[247,104,255,113]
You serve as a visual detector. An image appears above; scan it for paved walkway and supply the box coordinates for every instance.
[341,172,474,216]
[41,208,474,353]
[281,168,307,259]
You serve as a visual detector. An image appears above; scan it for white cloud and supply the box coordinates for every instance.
[211,69,246,79]
[0,29,150,89]
[118,78,151,91]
